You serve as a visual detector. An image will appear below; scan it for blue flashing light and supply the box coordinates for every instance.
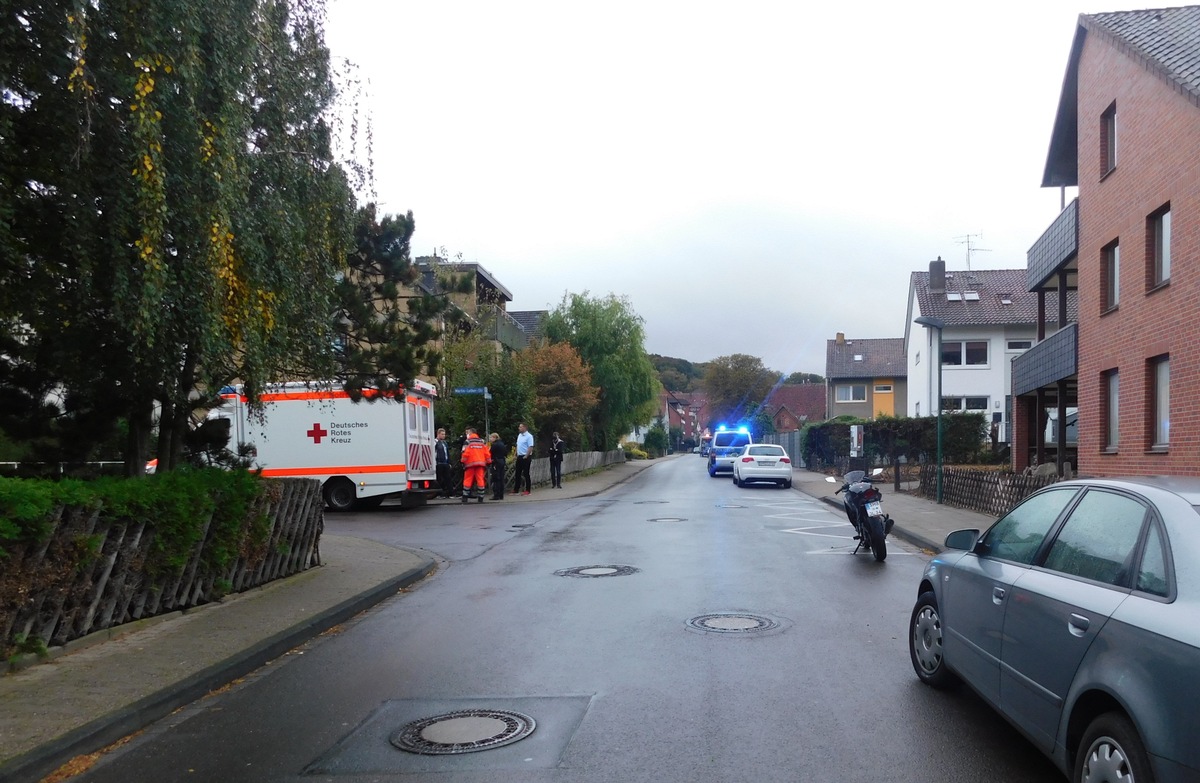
[738,426,750,434]
[717,424,727,432]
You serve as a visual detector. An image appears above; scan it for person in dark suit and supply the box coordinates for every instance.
[549,432,565,488]
[488,433,509,500]
[435,428,452,498]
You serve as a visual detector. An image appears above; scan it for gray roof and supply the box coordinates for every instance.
[826,337,906,380]
[508,310,546,339]
[912,268,1076,327]
[1088,6,1200,100]
[1045,6,1200,187]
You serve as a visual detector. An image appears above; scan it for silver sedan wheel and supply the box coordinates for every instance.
[1074,712,1150,783]
[1080,735,1134,783]
[912,605,943,675]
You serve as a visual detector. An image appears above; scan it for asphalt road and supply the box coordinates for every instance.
[74,457,1062,783]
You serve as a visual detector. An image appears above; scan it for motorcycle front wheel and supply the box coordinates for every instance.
[868,517,887,562]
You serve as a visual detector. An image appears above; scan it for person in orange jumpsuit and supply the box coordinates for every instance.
[460,427,491,504]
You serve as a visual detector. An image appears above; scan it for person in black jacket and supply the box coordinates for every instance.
[549,432,565,488]
[488,432,509,500]
[435,428,452,498]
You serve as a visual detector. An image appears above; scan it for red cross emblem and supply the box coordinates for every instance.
[307,423,328,443]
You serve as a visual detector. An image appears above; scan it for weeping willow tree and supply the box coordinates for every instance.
[1,0,357,473]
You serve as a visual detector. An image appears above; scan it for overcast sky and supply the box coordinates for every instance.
[324,0,1132,377]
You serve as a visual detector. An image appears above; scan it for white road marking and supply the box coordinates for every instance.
[781,527,916,555]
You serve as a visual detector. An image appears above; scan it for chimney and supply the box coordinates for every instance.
[929,257,946,293]
[836,332,845,345]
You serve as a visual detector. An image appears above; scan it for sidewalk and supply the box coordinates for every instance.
[0,458,978,783]
[0,457,661,783]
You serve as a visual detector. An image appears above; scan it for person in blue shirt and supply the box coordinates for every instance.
[514,422,534,495]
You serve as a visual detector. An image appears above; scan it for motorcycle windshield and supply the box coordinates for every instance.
[844,470,865,483]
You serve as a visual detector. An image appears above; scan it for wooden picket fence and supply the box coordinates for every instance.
[916,464,1059,518]
[1,478,323,658]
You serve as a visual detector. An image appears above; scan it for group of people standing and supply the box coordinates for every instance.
[434,424,566,503]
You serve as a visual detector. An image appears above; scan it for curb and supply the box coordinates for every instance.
[0,555,437,783]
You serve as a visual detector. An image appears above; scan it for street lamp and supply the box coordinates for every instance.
[914,315,946,503]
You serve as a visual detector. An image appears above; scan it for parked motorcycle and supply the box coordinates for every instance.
[825,468,894,562]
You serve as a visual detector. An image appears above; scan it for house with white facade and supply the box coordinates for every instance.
[904,259,1076,445]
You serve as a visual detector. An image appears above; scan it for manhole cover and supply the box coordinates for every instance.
[634,500,668,504]
[510,524,533,528]
[648,517,687,522]
[686,613,780,634]
[390,709,536,755]
[554,565,640,578]
[716,504,746,509]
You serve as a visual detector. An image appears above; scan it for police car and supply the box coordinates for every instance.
[707,425,752,477]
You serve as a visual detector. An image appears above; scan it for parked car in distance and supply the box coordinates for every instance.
[908,476,1200,783]
[732,444,792,488]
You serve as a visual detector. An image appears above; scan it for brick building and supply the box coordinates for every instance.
[1013,7,1200,476]
[762,383,826,432]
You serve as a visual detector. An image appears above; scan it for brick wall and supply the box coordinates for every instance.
[1075,36,1200,475]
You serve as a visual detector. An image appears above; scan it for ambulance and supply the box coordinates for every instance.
[211,379,439,511]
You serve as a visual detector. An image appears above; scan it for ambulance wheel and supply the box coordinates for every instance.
[323,478,357,512]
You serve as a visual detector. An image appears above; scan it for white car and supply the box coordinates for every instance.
[732,444,792,488]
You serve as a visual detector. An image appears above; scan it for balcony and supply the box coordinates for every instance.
[477,304,528,352]
[1013,322,1077,395]
[1027,197,1078,291]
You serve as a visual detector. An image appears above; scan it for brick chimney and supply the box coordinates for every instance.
[835,332,845,345]
[929,257,946,293]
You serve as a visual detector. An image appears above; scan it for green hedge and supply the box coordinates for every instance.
[801,413,990,470]
[0,469,268,577]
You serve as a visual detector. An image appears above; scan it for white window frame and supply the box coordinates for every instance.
[1151,206,1171,287]
[1103,241,1120,310]
[1152,356,1169,449]
[835,384,867,403]
[1101,101,1117,175]
[1104,370,1119,451]
[941,340,989,368]
[942,396,989,412]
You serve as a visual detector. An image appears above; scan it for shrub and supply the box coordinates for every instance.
[0,469,267,576]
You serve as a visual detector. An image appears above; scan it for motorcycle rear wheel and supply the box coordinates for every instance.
[868,518,887,561]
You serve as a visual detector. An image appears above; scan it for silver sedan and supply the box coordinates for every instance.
[732,444,792,488]
[908,476,1200,783]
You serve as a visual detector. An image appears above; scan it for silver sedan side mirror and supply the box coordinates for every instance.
[944,529,981,551]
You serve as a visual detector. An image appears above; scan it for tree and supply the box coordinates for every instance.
[785,372,825,385]
[542,292,659,450]
[702,354,778,428]
[0,0,358,474]
[521,341,599,450]
[331,204,467,399]
[642,419,669,458]
[438,326,533,444]
[650,354,705,392]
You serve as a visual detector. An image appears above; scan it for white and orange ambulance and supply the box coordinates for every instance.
[210,379,439,511]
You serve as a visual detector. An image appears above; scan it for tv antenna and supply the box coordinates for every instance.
[954,232,991,273]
